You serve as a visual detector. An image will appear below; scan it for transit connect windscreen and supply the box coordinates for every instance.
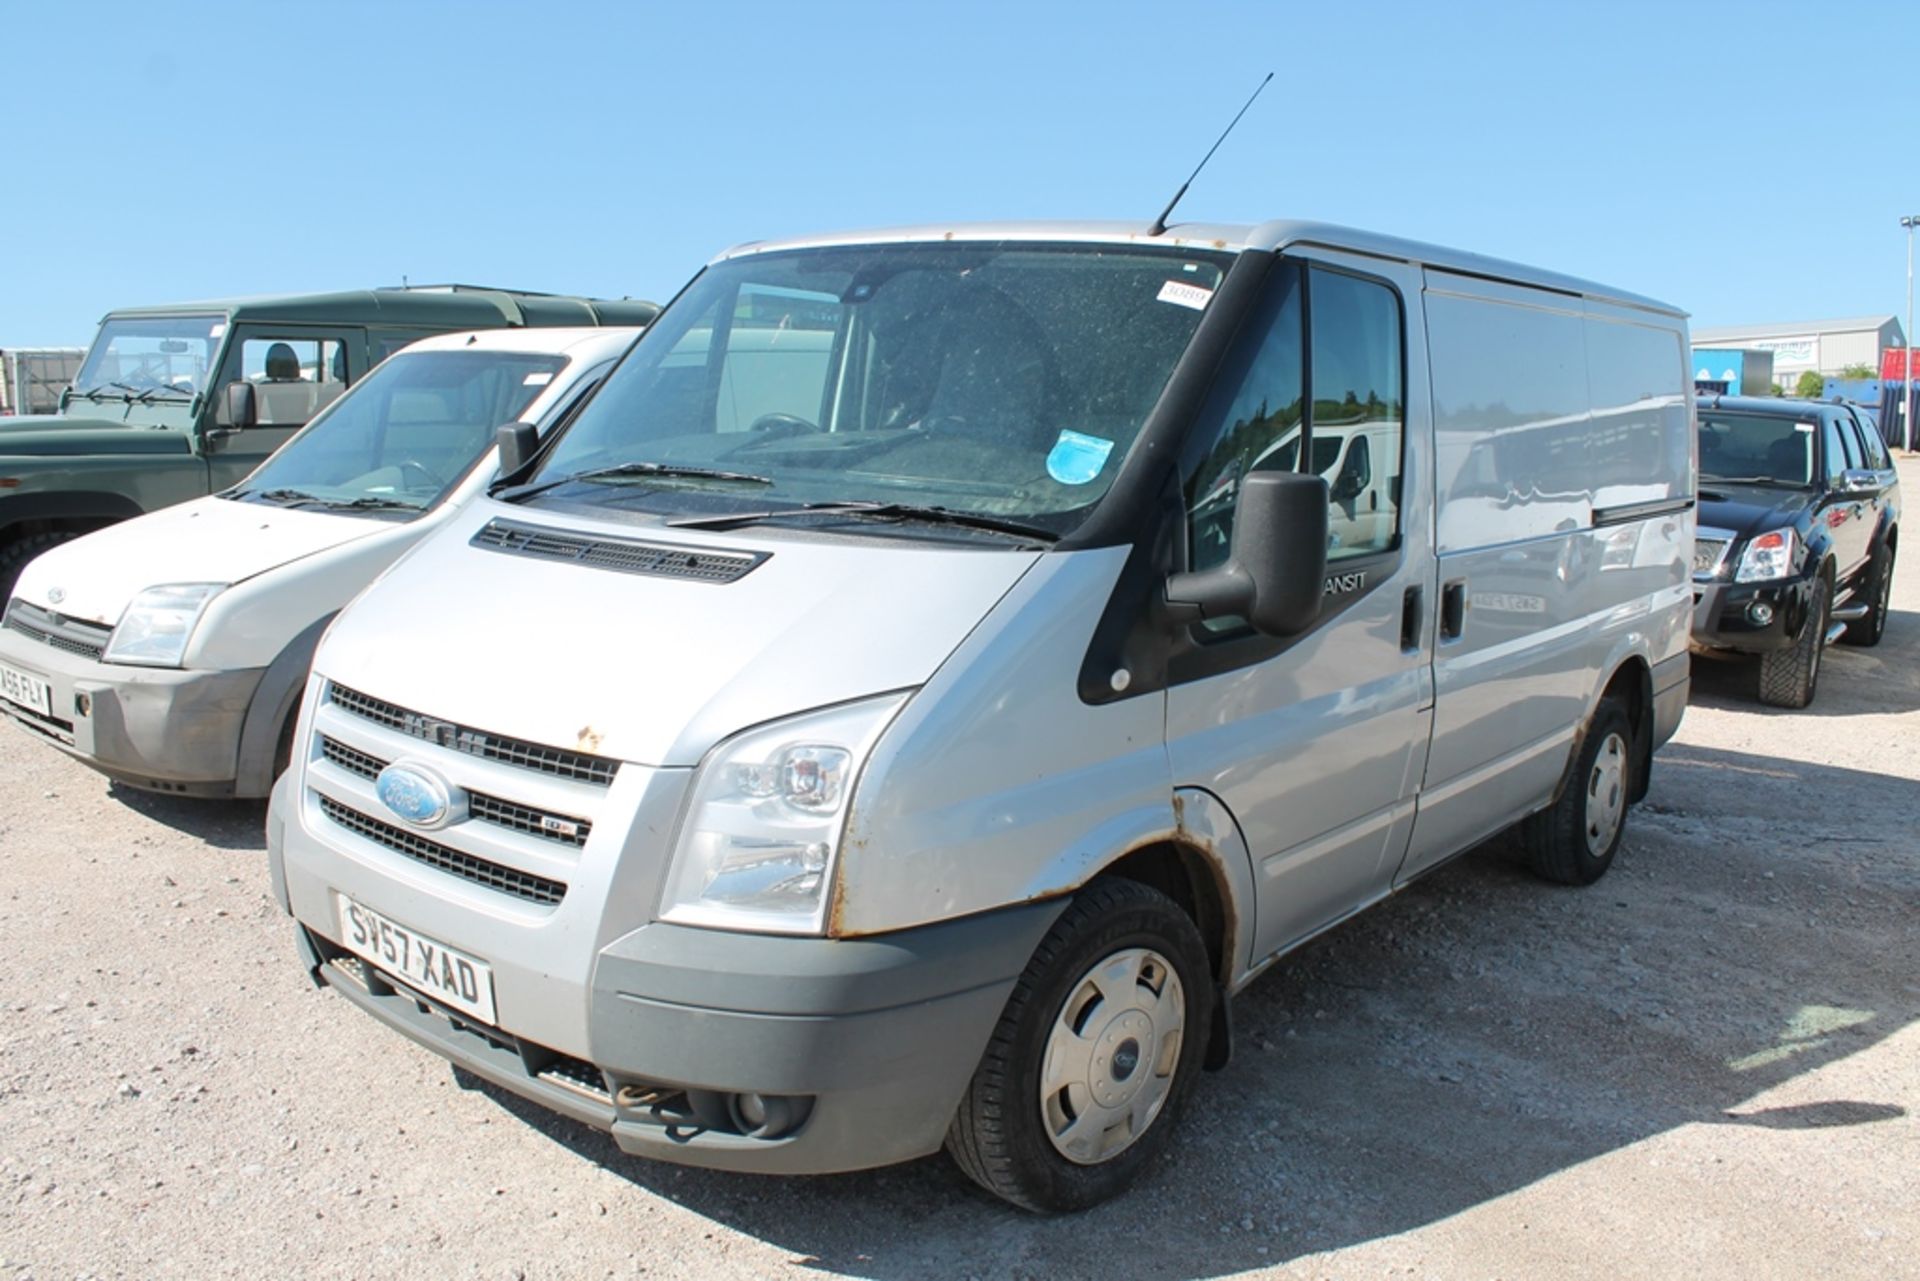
[524,241,1234,536]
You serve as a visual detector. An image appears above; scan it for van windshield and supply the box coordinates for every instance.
[522,241,1234,536]
[229,349,567,515]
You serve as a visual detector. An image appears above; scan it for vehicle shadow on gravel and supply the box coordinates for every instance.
[460,745,1919,1279]
[105,784,267,852]
[1689,608,1920,717]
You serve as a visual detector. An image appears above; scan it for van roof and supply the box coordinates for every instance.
[391,327,645,358]
[102,286,661,329]
[720,219,1683,318]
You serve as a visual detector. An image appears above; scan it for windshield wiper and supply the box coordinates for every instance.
[668,500,1059,542]
[496,461,774,502]
[229,487,423,512]
[1699,474,1804,488]
[134,384,193,402]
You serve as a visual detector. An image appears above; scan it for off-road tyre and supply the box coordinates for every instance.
[1839,544,1893,647]
[1521,696,1633,886]
[945,878,1211,1213]
[1758,573,1830,707]
[0,530,81,604]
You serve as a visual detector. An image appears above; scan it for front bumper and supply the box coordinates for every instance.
[1690,576,1812,654]
[0,628,263,795]
[292,901,1062,1175]
[269,704,1066,1176]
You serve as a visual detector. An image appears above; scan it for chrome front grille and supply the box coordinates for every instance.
[318,734,593,848]
[470,518,767,585]
[2,600,111,661]
[327,683,618,786]
[317,795,568,906]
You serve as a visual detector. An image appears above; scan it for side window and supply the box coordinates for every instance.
[240,337,348,426]
[1309,267,1404,561]
[1842,415,1877,471]
[1857,413,1890,469]
[1822,419,1850,483]
[1184,262,1305,577]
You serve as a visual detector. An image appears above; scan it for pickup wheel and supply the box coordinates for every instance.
[1839,544,1893,647]
[945,879,1210,1212]
[1521,696,1632,886]
[1758,573,1830,708]
[0,531,81,603]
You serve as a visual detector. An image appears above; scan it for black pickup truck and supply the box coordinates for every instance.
[1691,395,1899,708]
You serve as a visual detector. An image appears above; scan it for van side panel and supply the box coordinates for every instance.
[1400,274,1690,876]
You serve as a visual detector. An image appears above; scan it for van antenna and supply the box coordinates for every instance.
[1147,71,1273,237]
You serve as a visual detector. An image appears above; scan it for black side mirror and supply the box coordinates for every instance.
[1165,471,1329,636]
[495,421,540,476]
[216,380,257,431]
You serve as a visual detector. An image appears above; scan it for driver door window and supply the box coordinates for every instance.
[240,336,349,426]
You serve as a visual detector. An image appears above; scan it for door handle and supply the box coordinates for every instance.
[1440,579,1468,641]
[1400,586,1423,651]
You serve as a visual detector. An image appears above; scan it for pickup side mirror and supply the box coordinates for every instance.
[1165,470,1329,637]
[1840,469,1881,495]
[495,421,540,477]
[215,381,257,431]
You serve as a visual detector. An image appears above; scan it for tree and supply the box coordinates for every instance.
[1840,362,1875,380]
[1795,371,1826,399]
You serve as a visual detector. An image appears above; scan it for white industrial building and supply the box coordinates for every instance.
[1691,316,1905,386]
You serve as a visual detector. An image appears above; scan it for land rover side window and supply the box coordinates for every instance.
[240,337,348,426]
[1309,267,1403,561]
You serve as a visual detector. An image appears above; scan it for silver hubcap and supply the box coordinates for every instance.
[1041,947,1185,1165]
[1585,731,1627,857]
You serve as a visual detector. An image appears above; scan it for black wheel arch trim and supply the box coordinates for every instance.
[233,611,336,798]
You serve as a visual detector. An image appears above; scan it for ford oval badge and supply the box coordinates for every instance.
[375,762,454,828]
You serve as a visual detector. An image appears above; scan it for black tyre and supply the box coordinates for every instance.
[0,530,81,603]
[1839,544,1893,647]
[945,878,1211,1213]
[1521,697,1633,886]
[1758,573,1830,708]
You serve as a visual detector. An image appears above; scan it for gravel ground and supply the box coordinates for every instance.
[4,468,1918,1280]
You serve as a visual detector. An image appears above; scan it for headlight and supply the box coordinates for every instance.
[1734,529,1796,583]
[661,692,909,935]
[102,583,225,667]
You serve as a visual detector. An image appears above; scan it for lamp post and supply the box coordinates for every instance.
[1904,215,1919,451]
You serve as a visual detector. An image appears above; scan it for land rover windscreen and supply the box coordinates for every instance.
[501,241,1234,538]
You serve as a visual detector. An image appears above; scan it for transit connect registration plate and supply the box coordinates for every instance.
[334,893,497,1025]
[0,661,52,718]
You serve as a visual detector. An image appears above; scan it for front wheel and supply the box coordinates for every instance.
[945,878,1211,1212]
[1521,697,1633,886]
[1759,574,1830,707]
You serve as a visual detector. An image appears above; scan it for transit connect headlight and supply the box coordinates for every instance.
[662,692,909,935]
[102,583,225,667]
[1734,529,1796,583]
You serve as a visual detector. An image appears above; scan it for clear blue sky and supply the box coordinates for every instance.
[4,0,1916,348]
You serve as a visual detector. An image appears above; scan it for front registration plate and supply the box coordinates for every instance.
[334,893,497,1025]
[0,661,52,718]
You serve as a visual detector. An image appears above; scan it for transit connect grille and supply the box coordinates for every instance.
[2,600,111,661]
[318,734,593,848]
[1693,538,1731,578]
[470,518,767,585]
[327,683,618,786]
[317,795,569,906]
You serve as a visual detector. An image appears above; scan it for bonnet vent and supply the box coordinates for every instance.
[470,519,767,584]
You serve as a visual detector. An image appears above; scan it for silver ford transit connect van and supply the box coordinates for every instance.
[267,221,1693,1211]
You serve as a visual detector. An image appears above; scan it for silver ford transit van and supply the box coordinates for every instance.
[267,221,1693,1211]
